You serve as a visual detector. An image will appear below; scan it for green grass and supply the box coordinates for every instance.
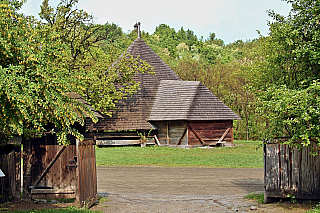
[307,204,320,213]
[245,193,264,204]
[96,140,263,168]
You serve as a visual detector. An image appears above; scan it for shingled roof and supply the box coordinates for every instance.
[148,80,241,121]
[86,38,181,131]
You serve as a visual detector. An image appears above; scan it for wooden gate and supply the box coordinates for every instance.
[23,136,97,208]
[264,141,320,202]
[77,139,97,208]
[23,135,77,200]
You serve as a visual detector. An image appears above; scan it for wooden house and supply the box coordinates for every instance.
[148,80,240,147]
[86,26,240,147]
[85,37,182,145]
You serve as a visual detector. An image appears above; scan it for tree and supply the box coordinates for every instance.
[267,0,320,88]
[255,0,320,147]
[154,24,178,57]
[207,32,224,46]
[258,81,320,147]
[0,0,151,145]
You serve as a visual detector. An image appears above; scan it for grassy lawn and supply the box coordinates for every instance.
[96,140,263,168]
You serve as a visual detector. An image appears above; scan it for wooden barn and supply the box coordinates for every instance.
[86,26,240,147]
[148,80,240,147]
[85,36,182,146]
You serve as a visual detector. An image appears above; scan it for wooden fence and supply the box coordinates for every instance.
[0,147,21,203]
[264,141,320,202]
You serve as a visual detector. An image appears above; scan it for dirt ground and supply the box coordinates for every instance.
[91,167,314,213]
[5,166,315,212]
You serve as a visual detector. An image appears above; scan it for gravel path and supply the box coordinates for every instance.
[92,167,264,212]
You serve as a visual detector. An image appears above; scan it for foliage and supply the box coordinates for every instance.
[245,193,264,204]
[253,0,320,147]
[257,81,320,147]
[0,0,151,145]
[0,0,89,144]
[267,0,320,88]
[96,140,263,168]
[308,204,320,213]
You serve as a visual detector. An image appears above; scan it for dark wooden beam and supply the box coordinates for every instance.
[189,126,205,145]
[166,121,169,145]
[31,189,75,194]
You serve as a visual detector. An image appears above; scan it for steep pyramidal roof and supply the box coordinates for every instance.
[86,38,181,131]
[148,80,241,121]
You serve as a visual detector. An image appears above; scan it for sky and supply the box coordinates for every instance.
[19,0,292,44]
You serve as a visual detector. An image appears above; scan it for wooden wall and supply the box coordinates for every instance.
[188,120,233,146]
[153,120,234,147]
[264,142,320,202]
[154,121,188,146]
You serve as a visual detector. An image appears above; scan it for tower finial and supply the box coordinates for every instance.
[134,22,141,38]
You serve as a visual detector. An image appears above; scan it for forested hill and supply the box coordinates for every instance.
[99,22,261,140]
[102,0,320,145]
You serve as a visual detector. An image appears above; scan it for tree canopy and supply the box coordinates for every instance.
[256,0,320,147]
[2,0,318,146]
[0,0,151,145]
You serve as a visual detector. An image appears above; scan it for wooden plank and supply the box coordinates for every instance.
[77,140,97,208]
[167,121,169,145]
[31,146,66,194]
[176,125,188,146]
[188,121,232,130]
[154,135,161,146]
[189,126,205,145]
[96,139,141,146]
[23,139,33,200]
[31,189,75,194]
[218,128,231,143]
[265,142,320,200]
[94,133,141,138]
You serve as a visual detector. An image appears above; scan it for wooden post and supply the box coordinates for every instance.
[23,139,32,200]
[141,131,146,147]
[167,121,169,145]
[231,125,234,143]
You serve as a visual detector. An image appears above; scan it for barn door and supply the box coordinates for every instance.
[23,136,77,200]
[76,139,97,208]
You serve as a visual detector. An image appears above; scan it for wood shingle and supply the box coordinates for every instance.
[148,80,241,121]
[86,38,181,132]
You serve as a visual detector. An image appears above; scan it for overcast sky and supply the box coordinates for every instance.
[20,0,292,44]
